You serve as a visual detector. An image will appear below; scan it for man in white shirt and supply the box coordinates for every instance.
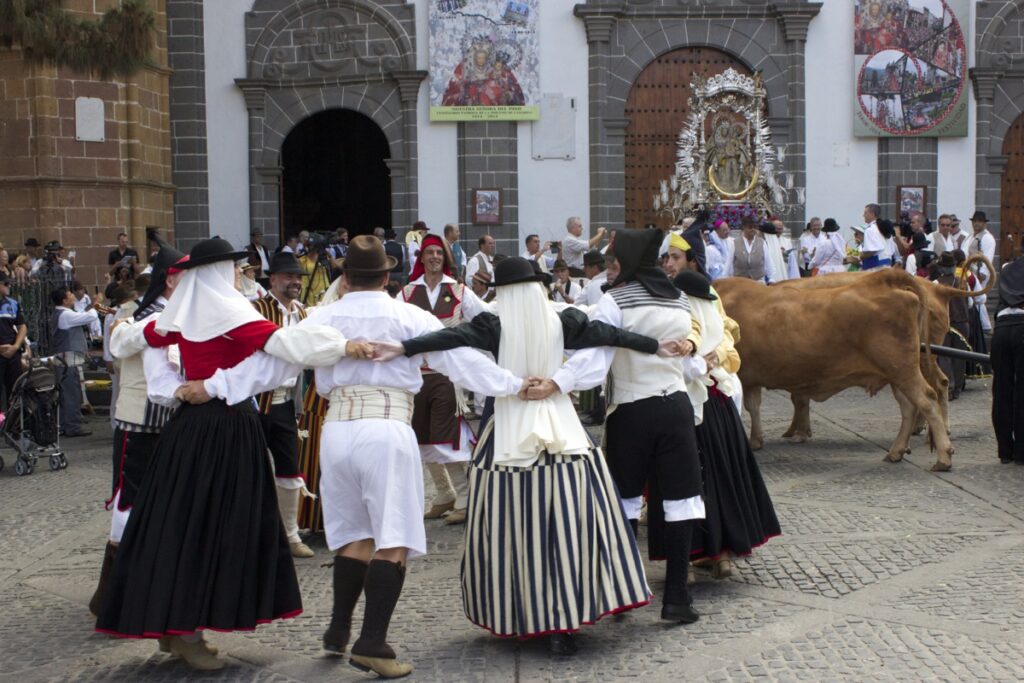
[934,214,953,256]
[732,218,778,284]
[766,219,792,280]
[192,236,527,678]
[948,216,968,253]
[798,217,828,274]
[521,233,552,272]
[549,259,582,304]
[561,216,606,275]
[576,250,608,307]
[248,230,272,284]
[465,234,495,287]
[860,203,890,269]
[50,285,102,437]
[279,235,300,254]
[968,210,998,330]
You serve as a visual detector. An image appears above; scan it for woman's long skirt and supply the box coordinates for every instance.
[690,388,781,561]
[96,400,302,638]
[297,381,327,533]
[461,417,651,638]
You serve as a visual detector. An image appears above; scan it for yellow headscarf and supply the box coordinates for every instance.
[668,232,691,253]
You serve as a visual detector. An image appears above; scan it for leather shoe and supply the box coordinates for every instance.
[423,501,454,519]
[350,654,413,678]
[444,508,467,525]
[661,601,700,624]
[579,414,604,426]
[290,541,315,558]
[548,632,579,655]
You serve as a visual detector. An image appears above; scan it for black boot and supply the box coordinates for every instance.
[629,518,639,540]
[350,560,413,678]
[88,542,117,617]
[661,521,699,624]
[323,556,368,655]
[548,632,579,655]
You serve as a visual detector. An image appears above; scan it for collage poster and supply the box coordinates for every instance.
[429,0,540,122]
[854,0,968,137]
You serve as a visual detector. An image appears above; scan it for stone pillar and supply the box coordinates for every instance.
[577,12,619,230]
[972,69,1003,239]
[457,121,519,257]
[775,3,821,228]
[393,71,428,231]
[877,138,938,220]
[166,0,210,250]
[240,86,271,239]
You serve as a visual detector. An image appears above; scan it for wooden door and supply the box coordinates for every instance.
[1001,114,1024,262]
[624,47,751,230]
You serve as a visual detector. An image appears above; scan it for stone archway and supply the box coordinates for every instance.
[574,1,819,230]
[236,0,425,240]
[281,109,391,237]
[624,47,753,230]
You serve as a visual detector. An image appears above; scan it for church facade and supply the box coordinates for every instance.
[163,0,1024,261]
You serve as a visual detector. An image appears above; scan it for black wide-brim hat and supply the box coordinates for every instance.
[673,270,717,301]
[494,256,547,287]
[823,218,840,232]
[343,235,397,275]
[970,211,988,222]
[179,237,250,270]
[268,251,304,275]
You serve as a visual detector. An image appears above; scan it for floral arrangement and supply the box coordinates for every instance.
[711,203,760,227]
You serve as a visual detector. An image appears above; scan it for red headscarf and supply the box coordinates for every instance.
[408,234,453,282]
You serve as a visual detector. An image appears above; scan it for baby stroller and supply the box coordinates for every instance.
[0,358,66,475]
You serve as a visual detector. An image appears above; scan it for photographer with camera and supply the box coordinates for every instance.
[562,216,606,277]
[521,234,553,273]
[298,235,339,305]
[32,240,74,279]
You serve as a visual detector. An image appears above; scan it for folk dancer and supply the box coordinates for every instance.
[253,251,316,557]
[194,236,530,677]
[808,218,848,275]
[96,238,367,671]
[991,254,1024,464]
[402,234,490,525]
[378,256,677,653]
[590,228,706,623]
[88,235,185,620]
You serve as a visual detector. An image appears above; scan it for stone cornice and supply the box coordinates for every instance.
[0,175,175,192]
[391,70,428,104]
[970,67,1005,102]
[773,2,823,43]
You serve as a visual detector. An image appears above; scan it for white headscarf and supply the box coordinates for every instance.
[155,260,263,341]
[492,282,591,468]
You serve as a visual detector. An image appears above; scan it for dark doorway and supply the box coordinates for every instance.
[281,109,391,239]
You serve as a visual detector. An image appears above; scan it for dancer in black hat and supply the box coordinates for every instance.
[96,238,371,670]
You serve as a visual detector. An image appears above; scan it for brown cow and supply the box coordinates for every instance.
[769,258,993,467]
[716,268,956,471]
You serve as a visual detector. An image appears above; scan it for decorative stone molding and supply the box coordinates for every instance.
[392,71,428,104]
[987,155,1009,174]
[579,15,618,44]
[970,68,1003,102]
[774,2,822,44]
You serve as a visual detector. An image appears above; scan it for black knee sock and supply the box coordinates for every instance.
[324,556,368,648]
[351,560,406,659]
[629,518,639,540]
[663,521,693,605]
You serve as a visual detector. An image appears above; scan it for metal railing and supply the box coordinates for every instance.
[9,271,74,357]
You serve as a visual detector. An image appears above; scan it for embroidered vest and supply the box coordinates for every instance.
[253,294,307,413]
[402,281,465,329]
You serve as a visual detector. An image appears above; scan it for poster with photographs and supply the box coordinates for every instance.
[429,0,540,122]
[854,0,968,137]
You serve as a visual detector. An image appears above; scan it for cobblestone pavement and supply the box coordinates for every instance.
[2,382,1022,682]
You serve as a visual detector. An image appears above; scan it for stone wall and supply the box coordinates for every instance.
[0,0,173,291]
[457,121,519,256]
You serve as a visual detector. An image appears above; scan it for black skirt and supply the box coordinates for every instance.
[96,400,302,638]
[690,389,781,561]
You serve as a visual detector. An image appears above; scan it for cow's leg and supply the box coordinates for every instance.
[897,376,954,471]
[885,387,916,463]
[782,394,812,442]
[744,386,764,451]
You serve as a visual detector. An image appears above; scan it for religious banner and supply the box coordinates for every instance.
[428,0,540,122]
[854,0,968,137]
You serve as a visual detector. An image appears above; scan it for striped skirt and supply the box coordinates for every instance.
[461,419,651,638]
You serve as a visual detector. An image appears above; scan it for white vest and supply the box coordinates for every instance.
[608,282,692,405]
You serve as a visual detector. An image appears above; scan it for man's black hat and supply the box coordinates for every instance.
[24,238,40,248]
[268,251,303,275]
[823,218,840,232]
[493,257,547,287]
[970,211,988,223]
[44,240,62,252]
[179,238,249,270]
[607,229,678,299]
[135,228,186,320]
[673,270,716,301]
